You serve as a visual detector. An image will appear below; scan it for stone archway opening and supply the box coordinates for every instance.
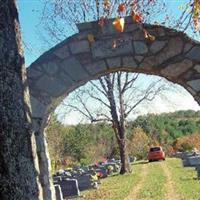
[27,16,200,199]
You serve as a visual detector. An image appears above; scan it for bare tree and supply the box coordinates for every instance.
[60,72,168,174]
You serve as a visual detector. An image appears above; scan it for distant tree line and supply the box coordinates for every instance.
[46,110,200,172]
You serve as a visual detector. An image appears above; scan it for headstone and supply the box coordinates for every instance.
[54,184,63,200]
[183,156,200,167]
[75,174,94,191]
[196,165,200,179]
[53,176,62,182]
[59,179,80,198]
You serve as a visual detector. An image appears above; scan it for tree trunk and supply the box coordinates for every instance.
[0,0,40,199]
[118,137,127,174]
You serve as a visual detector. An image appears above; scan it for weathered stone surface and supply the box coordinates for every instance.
[107,57,121,69]
[123,56,137,68]
[42,61,59,76]
[184,43,193,53]
[157,28,165,36]
[91,39,133,59]
[132,29,145,40]
[61,57,90,81]
[194,64,200,73]
[186,46,200,62]
[187,79,200,92]
[57,71,74,87]
[140,56,156,69]
[30,96,46,118]
[135,56,144,62]
[161,59,193,77]
[27,66,42,79]
[133,41,148,55]
[156,37,183,64]
[35,75,66,97]
[83,60,107,75]
[53,44,70,59]
[101,19,119,35]
[70,40,90,54]
[124,23,140,32]
[150,41,167,54]
[76,22,93,31]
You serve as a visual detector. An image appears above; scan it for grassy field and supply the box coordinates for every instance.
[74,158,200,200]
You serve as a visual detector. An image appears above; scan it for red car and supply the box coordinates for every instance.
[148,146,165,162]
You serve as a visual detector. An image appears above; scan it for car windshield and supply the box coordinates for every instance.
[150,147,161,152]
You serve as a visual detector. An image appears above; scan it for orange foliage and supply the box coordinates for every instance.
[173,133,200,152]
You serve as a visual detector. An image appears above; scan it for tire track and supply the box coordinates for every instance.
[124,163,149,200]
[160,161,183,200]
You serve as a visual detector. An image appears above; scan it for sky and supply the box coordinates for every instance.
[17,0,200,124]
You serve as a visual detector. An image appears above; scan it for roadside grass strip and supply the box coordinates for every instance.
[166,158,200,200]
[81,163,141,200]
[137,161,166,200]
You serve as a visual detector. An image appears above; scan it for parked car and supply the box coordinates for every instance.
[148,146,165,162]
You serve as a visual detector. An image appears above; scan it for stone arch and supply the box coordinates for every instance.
[27,16,200,199]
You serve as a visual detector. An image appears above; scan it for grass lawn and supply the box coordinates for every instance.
[74,158,200,200]
[166,158,200,200]
[137,161,166,200]
[80,163,142,200]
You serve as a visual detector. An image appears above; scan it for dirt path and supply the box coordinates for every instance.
[124,163,149,200]
[160,161,183,200]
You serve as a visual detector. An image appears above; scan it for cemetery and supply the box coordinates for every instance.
[2,1,200,200]
[52,158,122,199]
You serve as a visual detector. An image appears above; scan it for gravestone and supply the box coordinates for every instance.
[59,179,80,198]
[53,176,62,182]
[183,156,200,167]
[54,184,63,200]
[75,174,94,191]
[195,165,200,179]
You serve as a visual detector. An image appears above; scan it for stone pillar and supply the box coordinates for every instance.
[0,0,41,199]
[32,117,56,200]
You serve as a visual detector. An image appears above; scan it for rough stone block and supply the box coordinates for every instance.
[124,23,140,32]
[27,66,43,79]
[157,37,183,64]
[76,22,93,31]
[42,61,59,76]
[61,57,90,81]
[186,46,200,62]
[35,75,66,97]
[101,19,119,35]
[84,60,107,75]
[187,79,200,92]
[107,57,121,69]
[161,59,193,77]
[91,39,133,59]
[133,41,148,55]
[150,41,167,54]
[122,56,137,68]
[30,95,46,118]
[70,40,90,54]
[183,43,193,53]
[53,44,70,59]
[194,64,200,73]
